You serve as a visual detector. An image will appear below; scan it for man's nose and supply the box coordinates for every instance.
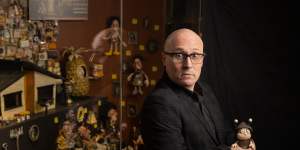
[182,57,193,67]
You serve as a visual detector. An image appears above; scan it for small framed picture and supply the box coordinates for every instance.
[47,50,59,59]
[6,45,17,58]
[128,31,138,44]
[0,46,6,59]
[38,51,48,61]
[112,81,120,97]
[143,17,150,29]
[127,104,137,118]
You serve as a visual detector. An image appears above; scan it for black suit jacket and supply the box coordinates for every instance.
[141,74,234,150]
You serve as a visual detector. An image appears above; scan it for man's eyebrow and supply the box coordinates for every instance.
[172,48,202,52]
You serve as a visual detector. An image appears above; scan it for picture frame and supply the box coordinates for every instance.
[0,46,5,59]
[127,104,137,118]
[29,0,88,20]
[143,17,150,29]
[38,51,48,61]
[146,39,159,53]
[112,81,120,97]
[128,31,138,44]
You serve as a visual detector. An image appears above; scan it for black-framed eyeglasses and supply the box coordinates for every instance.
[163,51,206,64]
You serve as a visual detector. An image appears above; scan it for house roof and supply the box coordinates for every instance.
[0,60,63,92]
[0,70,24,92]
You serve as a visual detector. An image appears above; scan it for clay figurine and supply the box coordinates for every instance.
[231,118,256,150]
[127,56,149,95]
[92,16,127,56]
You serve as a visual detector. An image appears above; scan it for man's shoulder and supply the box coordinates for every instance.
[144,79,177,104]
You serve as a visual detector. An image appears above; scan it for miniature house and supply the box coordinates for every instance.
[0,60,63,120]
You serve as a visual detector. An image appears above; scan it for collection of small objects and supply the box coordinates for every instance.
[0,0,61,75]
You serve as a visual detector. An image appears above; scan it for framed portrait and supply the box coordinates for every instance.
[112,81,120,97]
[127,104,137,118]
[128,31,138,44]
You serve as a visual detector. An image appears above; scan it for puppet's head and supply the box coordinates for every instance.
[234,118,253,141]
[132,56,144,71]
[106,16,120,29]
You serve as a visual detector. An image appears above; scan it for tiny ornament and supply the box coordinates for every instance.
[63,47,90,96]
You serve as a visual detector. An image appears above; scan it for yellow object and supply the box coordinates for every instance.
[93,124,98,128]
[48,42,57,49]
[105,49,113,56]
[121,100,126,107]
[65,48,90,96]
[86,111,97,125]
[126,50,132,56]
[154,25,160,31]
[152,66,158,72]
[131,18,138,24]
[77,106,87,123]
[113,50,120,55]
[112,74,117,80]
[54,117,59,124]
[98,100,102,106]
[93,64,104,78]
[20,111,30,115]
[150,80,156,86]
[139,45,145,51]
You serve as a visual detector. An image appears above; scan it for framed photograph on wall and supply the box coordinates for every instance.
[128,31,138,44]
[127,104,137,118]
[29,0,88,20]
[0,46,6,59]
[112,81,120,97]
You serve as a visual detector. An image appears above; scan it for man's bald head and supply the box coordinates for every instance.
[164,28,203,51]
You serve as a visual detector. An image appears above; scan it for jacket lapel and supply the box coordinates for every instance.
[201,92,224,145]
[159,74,219,145]
[177,93,219,145]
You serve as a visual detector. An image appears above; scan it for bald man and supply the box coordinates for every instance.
[141,28,235,150]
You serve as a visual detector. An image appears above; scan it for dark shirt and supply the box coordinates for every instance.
[141,73,234,150]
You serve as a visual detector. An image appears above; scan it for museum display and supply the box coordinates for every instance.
[1,0,163,150]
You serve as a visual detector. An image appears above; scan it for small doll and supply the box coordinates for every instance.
[91,16,127,56]
[56,121,77,150]
[127,56,149,95]
[132,126,144,150]
[231,118,256,150]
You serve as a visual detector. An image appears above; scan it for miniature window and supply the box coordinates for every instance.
[4,91,23,111]
[37,85,54,105]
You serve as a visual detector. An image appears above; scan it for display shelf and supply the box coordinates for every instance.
[0,96,103,150]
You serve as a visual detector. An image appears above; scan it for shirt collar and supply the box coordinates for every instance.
[162,72,203,99]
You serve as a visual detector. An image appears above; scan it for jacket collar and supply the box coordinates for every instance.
[162,72,204,99]
[161,72,219,145]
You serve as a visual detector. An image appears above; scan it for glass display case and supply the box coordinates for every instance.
[0,0,201,149]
